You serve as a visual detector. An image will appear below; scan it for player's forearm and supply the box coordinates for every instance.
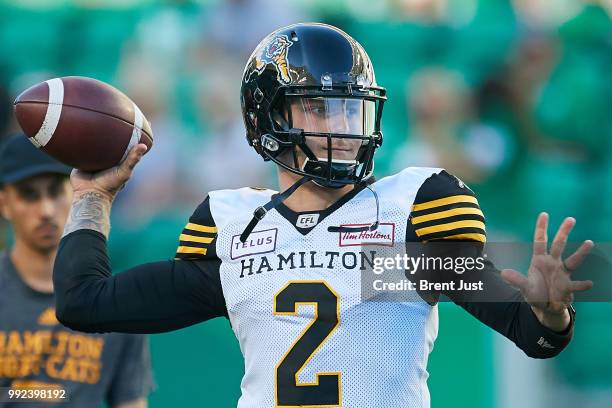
[54,229,112,332]
[54,229,226,333]
[456,295,573,358]
[62,191,112,238]
[447,260,574,358]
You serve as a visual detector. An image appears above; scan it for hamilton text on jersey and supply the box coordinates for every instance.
[239,250,379,279]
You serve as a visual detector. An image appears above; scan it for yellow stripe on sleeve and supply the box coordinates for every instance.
[176,246,208,255]
[185,223,217,233]
[179,234,214,244]
[411,207,484,225]
[415,220,485,236]
[412,195,478,212]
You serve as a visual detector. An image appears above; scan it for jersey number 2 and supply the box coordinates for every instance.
[274,281,341,407]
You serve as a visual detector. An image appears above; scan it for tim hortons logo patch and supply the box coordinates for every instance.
[231,228,278,260]
[338,223,395,247]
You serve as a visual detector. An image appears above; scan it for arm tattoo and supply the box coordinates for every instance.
[63,192,112,238]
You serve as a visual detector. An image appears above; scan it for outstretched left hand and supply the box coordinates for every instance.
[501,212,594,332]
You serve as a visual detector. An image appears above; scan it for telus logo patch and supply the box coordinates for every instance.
[231,228,278,259]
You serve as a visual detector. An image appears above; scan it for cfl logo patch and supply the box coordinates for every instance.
[296,213,319,229]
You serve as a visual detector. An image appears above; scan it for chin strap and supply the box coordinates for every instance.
[240,176,311,243]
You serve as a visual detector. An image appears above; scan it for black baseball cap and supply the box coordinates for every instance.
[0,134,72,185]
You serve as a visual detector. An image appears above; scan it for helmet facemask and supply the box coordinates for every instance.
[261,85,385,188]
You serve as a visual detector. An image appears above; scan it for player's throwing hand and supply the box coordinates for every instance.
[62,144,147,239]
[69,143,148,202]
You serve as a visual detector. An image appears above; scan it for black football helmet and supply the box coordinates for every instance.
[241,23,386,188]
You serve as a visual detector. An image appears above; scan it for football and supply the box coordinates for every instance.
[13,76,153,172]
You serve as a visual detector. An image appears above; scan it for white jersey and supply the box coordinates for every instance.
[175,167,487,408]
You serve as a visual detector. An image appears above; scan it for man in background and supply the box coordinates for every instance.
[0,135,154,407]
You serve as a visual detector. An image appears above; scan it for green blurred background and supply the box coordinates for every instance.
[0,0,611,407]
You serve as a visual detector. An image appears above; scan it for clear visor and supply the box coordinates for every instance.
[285,96,376,136]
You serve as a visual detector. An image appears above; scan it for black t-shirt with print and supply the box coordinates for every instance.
[0,252,154,407]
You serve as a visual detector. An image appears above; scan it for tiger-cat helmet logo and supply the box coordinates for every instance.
[245,34,294,85]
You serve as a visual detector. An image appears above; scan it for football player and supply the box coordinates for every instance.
[53,23,593,407]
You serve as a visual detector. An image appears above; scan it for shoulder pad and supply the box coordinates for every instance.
[208,187,276,231]
[175,196,218,260]
[410,170,486,243]
[373,166,444,209]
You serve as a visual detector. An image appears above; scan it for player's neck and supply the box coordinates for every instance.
[10,238,55,293]
[278,169,354,213]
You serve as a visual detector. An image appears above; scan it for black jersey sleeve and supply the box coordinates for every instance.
[54,228,228,334]
[175,196,218,260]
[407,170,574,358]
[408,170,486,243]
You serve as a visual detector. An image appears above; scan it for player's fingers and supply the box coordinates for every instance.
[125,144,148,171]
[501,269,529,293]
[69,168,81,181]
[118,144,147,177]
[568,280,593,292]
[550,217,575,259]
[533,212,548,255]
[564,240,594,273]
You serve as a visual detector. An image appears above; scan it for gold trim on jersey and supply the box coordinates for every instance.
[176,246,207,255]
[411,194,478,212]
[184,223,217,233]
[411,207,484,224]
[175,222,217,257]
[179,234,215,244]
[274,280,342,408]
[415,220,485,236]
